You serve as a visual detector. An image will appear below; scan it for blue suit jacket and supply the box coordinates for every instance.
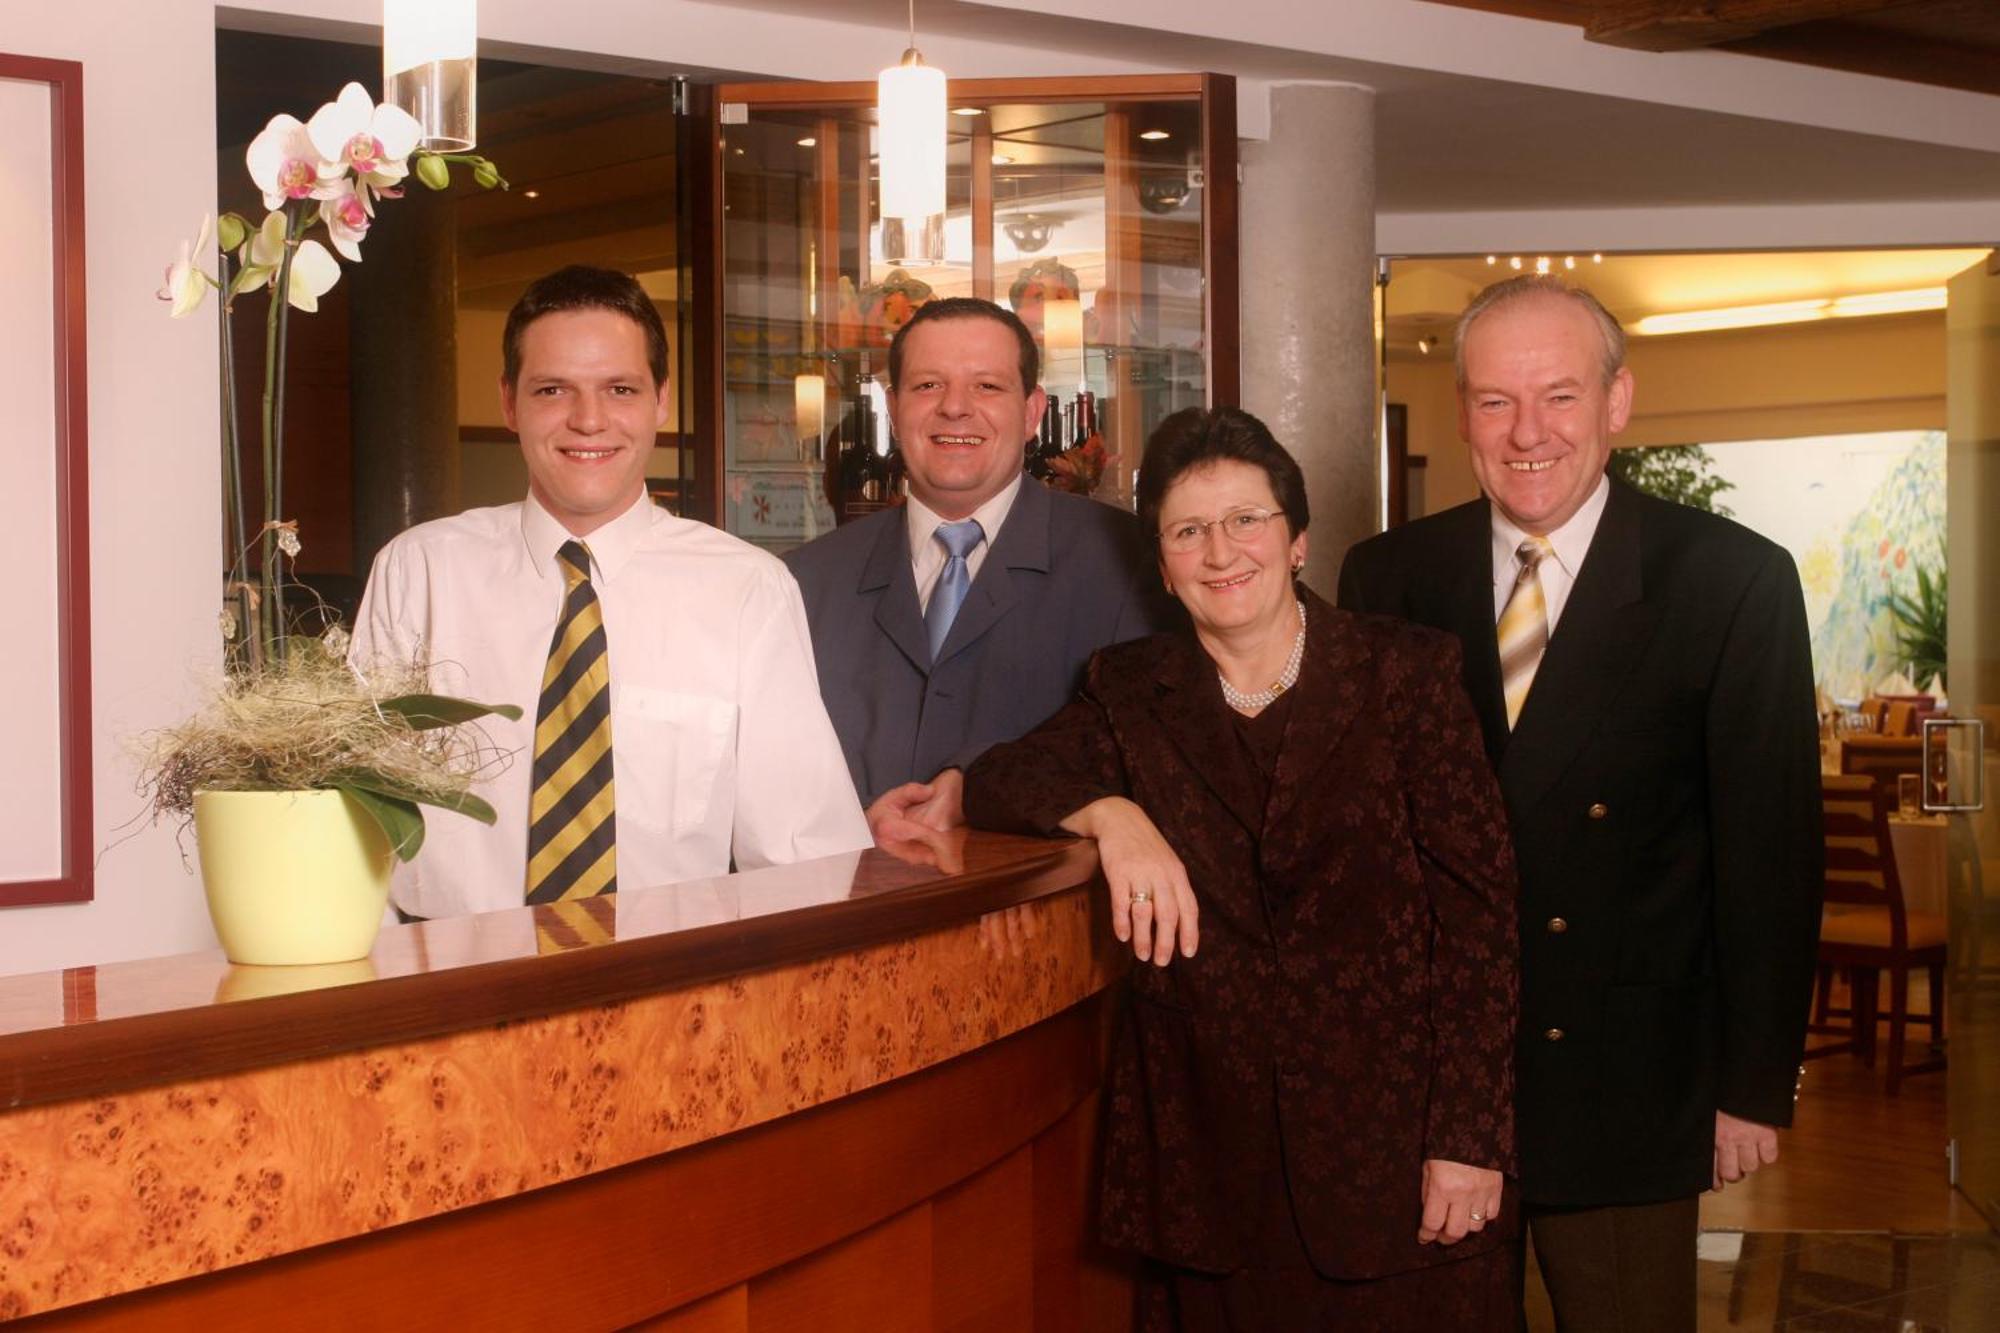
[784,478,1177,804]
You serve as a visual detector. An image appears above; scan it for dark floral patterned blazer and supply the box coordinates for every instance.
[964,586,1520,1280]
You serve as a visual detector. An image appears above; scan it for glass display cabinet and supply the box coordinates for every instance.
[705,73,1237,549]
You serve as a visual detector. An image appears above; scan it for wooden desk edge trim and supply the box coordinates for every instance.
[2,838,1101,1113]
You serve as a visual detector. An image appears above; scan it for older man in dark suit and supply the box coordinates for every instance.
[1338,275,1823,1331]
[784,297,1173,838]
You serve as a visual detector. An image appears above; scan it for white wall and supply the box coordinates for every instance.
[0,1,226,976]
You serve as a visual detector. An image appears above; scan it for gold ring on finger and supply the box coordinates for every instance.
[1130,890,1152,905]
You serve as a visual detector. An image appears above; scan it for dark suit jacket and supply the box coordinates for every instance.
[1337,480,1823,1207]
[965,588,1520,1280]
[783,479,1175,804]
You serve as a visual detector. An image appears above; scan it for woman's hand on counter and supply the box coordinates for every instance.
[1060,797,1198,965]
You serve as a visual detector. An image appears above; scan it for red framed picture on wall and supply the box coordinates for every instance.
[0,53,92,906]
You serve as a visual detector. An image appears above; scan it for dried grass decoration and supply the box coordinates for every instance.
[139,633,521,861]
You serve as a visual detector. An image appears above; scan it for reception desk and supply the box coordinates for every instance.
[0,832,1133,1328]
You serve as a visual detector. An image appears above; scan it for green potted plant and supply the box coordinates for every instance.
[144,83,515,965]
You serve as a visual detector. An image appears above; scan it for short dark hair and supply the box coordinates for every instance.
[887,296,1039,393]
[503,265,668,387]
[1136,406,1310,548]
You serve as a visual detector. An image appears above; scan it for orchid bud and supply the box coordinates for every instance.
[414,154,451,192]
[216,213,250,252]
[472,159,502,190]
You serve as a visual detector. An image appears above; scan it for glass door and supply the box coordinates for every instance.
[1944,251,2000,1227]
[701,74,1237,551]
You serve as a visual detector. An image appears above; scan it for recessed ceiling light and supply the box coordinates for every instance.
[1138,129,1170,141]
[991,153,1014,165]
[952,107,984,117]
[797,137,817,147]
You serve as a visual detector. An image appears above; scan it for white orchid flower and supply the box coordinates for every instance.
[307,81,421,199]
[280,240,341,313]
[246,114,336,211]
[157,214,215,317]
[318,181,372,262]
[237,211,341,313]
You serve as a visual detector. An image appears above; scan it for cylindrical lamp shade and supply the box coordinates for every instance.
[795,373,826,456]
[877,56,946,264]
[1042,299,1083,351]
[384,0,477,152]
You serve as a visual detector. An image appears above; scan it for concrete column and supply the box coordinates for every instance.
[1238,82,1378,592]
[350,187,461,577]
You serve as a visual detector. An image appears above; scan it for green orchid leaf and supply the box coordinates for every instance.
[436,789,499,825]
[378,693,524,730]
[333,766,500,829]
[337,782,426,862]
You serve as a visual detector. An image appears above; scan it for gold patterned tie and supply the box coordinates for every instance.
[526,540,617,904]
[1497,537,1553,730]
[534,895,617,955]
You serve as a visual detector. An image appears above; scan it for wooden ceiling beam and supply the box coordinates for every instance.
[1586,0,1935,51]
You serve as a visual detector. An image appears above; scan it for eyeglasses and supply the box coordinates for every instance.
[1159,506,1279,554]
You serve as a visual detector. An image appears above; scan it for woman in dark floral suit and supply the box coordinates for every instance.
[964,407,1521,1329]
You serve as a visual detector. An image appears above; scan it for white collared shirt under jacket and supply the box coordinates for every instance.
[352,491,871,920]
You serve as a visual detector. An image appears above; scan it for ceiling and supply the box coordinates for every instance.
[1384,246,1991,351]
[1415,0,2000,96]
[689,0,2000,220]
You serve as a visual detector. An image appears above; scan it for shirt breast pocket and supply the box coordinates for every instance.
[612,686,738,837]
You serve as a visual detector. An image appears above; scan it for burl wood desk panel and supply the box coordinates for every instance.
[0,832,1128,1324]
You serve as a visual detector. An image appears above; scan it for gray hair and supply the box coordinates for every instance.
[1453,275,1626,390]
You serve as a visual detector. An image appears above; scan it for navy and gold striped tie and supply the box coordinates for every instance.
[526,540,617,904]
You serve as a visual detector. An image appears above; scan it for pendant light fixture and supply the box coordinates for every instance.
[383,0,478,152]
[877,0,946,265]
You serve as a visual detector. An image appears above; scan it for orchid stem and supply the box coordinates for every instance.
[216,246,249,660]
[260,209,302,664]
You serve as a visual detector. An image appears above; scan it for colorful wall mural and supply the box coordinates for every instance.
[1622,430,1946,700]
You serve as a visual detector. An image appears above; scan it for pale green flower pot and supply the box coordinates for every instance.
[194,789,393,965]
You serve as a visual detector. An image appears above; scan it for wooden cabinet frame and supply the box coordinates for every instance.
[692,72,1239,525]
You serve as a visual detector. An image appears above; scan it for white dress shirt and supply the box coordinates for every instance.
[906,474,1024,614]
[1490,474,1612,634]
[351,491,869,919]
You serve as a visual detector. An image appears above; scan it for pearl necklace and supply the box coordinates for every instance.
[1219,600,1307,713]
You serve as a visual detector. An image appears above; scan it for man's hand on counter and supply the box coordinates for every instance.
[866,768,965,846]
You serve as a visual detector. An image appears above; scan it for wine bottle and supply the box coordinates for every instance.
[1072,390,1098,449]
[836,370,890,522]
[1029,395,1062,479]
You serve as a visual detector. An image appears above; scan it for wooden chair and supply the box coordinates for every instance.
[1840,735,1922,793]
[1808,774,1946,1093]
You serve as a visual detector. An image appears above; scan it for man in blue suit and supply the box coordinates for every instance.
[784,297,1173,838]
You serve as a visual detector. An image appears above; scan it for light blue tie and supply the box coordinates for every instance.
[925,518,985,661]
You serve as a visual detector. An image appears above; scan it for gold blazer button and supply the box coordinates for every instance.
[1587,802,1609,820]
[1546,917,1568,934]
[1543,1027,1565,1042]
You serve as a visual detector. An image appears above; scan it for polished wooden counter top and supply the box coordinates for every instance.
[0,832,1125,1323]
[0,830,1097,1112]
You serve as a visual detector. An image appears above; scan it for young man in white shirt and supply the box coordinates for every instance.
[353,266,868,920]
